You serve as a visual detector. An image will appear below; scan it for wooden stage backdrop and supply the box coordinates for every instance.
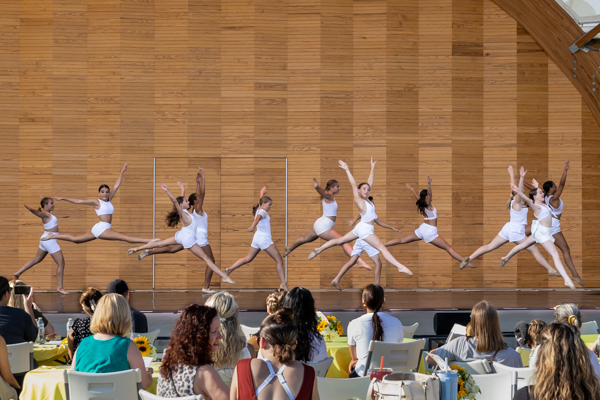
[0,0,599,292]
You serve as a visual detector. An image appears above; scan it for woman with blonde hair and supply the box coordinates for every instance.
[513,322,600,400]
[8,280,56,335]
[71,293,153,390]
[68,288,103,358]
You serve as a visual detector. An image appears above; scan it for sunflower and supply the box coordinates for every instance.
[134,336,151,357]
[336,321,343,335]
[317,320,328,332]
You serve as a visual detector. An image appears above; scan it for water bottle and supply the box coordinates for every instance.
[36,318,45,344]
[66,318,73,336]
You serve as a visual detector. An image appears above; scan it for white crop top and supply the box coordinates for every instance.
[422,206,437,220]
[255,209,271,236]
[322,199,338,217]
[535,204,553,221]
[509,200,528,225]
[360,200,378,223]
[43,214,58,230]
[193,210,208,233]
[95,199,115,216]
[545,195,563,216]
[180,209,197,234]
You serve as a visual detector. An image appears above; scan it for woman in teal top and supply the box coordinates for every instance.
[71,293,154,390]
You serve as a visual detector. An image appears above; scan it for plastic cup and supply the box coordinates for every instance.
[438,370,458,400]
[367,368,393,381]
[142,357,153,368]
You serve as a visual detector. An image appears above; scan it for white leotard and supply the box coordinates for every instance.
[535,204,553,221]
[255,209,271,236]
[95,199,115,216]
[322,199,338,217]
[43,214,58,230]
[422,206,437,221]
[545,195,563,217]
[360,200,377,223]
[180,210,197,235]
[509,200,528,225]
[192,210,208,236]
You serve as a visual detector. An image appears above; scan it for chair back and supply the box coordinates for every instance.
[473,371,517,400]
[240,324,259,340]
[139,389,203,400]
[450,360,492,375]
[317,376,371,400]
[7,341,33,374]
[580,321,599,335]
[63,369,142,400]
[493,362,536,389]
[364,339,426,372]
[445,324,466,344]
[401,323,419,339]
[133,329,161,345]
[307,356,334,377]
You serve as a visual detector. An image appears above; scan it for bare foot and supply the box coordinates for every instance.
[127,248,137,256]
[358,260,373,271]
[308,248,321,260]
[548,270,562,277]
[331,281,342,291]
[573,276,585,287]
[282,247,290,258]
[222,276,236,285]
[500,257,510,268]
[459,257,471,270]
[148,238,160,243]
[398,266,413,276]
[57,288,69,295]
[138,250,149,260]
[225,268,232,276]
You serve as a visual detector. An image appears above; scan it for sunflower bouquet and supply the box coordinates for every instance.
[450,365,480,400]
[134,336,158,362]
[316,311,343,341]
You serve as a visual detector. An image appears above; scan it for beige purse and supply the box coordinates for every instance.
[366,372,441,400]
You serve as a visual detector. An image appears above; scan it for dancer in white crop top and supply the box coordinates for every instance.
[308,158,413,278]
[42,163,157,245]
[134,169,219,293]
[384,176,476,269]
[127,182,235,285]
[500,185,576,291]
[282,178,372,271]
[459,166,560,276]
[225,186,288,290]
[14,197,69,294]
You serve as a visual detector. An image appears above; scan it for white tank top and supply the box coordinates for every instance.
[255,209,271,236]
[422,206,437,221]
[95,199,115,216]
[535,204,553,221]
[192,210,208,234]
[322,199,338,217]
[180,209,197,235]
[360,200,377,223]
[545,195,563,216]
[509,200,528,225]
[43,214,58,230]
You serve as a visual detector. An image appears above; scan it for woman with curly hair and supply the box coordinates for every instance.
[513,322,600,400]
[68,288,103,358]
[157,304,228,399]
[280,287,327,363]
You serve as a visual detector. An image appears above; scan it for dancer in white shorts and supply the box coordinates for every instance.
[282,178,372,270]
[42,163,156,245]
[225,186,288,290]
[385,176,475,268]
[459,166,559,276]
[127,182,234,285]
[136,169,218,293]
[308,158,413,277]
[500,185,576,291]
[14,197,69,294]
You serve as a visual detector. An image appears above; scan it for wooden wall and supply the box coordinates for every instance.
[1,0,598,291]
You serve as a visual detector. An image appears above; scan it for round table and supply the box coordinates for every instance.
[33,343,70,366]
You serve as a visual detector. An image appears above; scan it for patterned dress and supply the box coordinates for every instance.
[157,364,206,399]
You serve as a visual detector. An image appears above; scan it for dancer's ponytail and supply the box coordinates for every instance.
[363,284,385,341]
[39,197,51,212]
[321,179,339,199]
[507,190,517,211]
[252,196,272,216]
[165,196,184,228]
[416,189,428,217]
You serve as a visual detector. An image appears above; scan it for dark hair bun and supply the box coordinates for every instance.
[272,308,294,324]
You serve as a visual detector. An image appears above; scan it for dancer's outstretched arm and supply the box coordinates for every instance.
[426,175,433,203]
[161,183,189,224]
[348,213,361,227]
[109,162,128,201]
[53,196,98,207]
[406,183,419,200]
[374,218,401,232]
[524,177,539,192]
[24,204,48,220]
[339,160,366,215]
[513,167,527,211]
[553,160,569,200]
[367,157,377,188]
[313,178,334,201]
[195,168,206,214]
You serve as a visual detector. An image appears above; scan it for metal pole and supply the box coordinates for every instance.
[285,157,288,282]
[152,158,156,289]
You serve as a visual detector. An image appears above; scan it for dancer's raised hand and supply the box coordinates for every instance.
[176,181,184,191]
[313,178,319,188]
[338,160,349,170]
[159,183,169,192]
[196,173,202,183]
[510,183,519,192]
[531,178,539,188]
[198,167,205,177]
[508,165,514,175]
[427,175,432,184]
[520,166,527,177]
[121,162,128,173]
[260,186,268,197]
[564,160,570,171]
[370,157,377,168]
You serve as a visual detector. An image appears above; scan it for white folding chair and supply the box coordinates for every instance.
[474,371,518,400]
[493,362,536,389]
[307,356,334,377]
[450,360,492,375]
[317,376,371,400]
[133,329,161,345]
[6,342,33,374]
[580,321,599,335]
[364,339,426,372]
[63,369,142,400]
[240,324,259,340]
[401,323,419,339]
[139,389,203,400]
[445,324,466,344]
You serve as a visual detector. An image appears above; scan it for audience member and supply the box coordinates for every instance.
[9,280,55,335]
[158,305,228,399]
[248,289,287,354]
[230,309,319,400]
[513,322,600,400]
[0,276,37,345]
[68,288,104,358]
[71,293,153,390]
[348,284,403,377]
[205,292,254,386]
[0,334,19,400]
[526,320,547,367]
[107,279,148,333]
[426,300,522,367]
[281,287,327,363]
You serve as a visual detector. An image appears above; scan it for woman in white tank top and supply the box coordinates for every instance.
[42,163,157,245]
[225,186,288,291]
[384,175,476,268]
[282,178,371,270]
[459,166,560,276]
[14,197,69,294]
[127,181,235,285]
[308,158,413,277]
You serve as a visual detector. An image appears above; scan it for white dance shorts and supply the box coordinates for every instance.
[414,223,439,243]
[352,221,375,240]
[550,218,561,236]
[251,233,274,250]
[91,222,111,238]
[531,220,554,244]
[313,216,335,236]
[39,232,61,254]
[175,230,197,249]
[498,222,526,243]
[351,239,379,258]
[196,230,209,247]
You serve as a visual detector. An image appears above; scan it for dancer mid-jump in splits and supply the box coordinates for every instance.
[308,158,413,277]
[14,197,69,294]
[42,163,156,245]
[225,186,288,290]
[385,176,476,268]
[282,178,371,270]
[500,184,576,291]
[458,166,560,276]
[127,182,235,285]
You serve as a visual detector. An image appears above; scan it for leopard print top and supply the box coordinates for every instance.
[157,364,205,399]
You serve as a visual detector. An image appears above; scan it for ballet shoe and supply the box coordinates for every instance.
[548,270,562,277]
[398,266,413,277]
[358,261,373,271]
[138,250,149,260]
[565,281,577,292]
[308,249,320,261]
[573,276,585,287]
[225,268,232,276]
[331,281,342,291]
[500,257,509,268]
[459,257,470,270]
[223,277,236,285]
[127,248,137,256]
[57,288,69,295]
[202,288,217,294]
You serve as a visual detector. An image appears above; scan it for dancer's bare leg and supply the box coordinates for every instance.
[128,237,177,255]
[264,244,288,291]
[14,249,47,279]
[372,255,382,286]
[540,240,575,291]
[49,251,68,295]
[308,231,358,260]
[147,245,184,255]
[500,236,536,267]
[460,236,508,268]
[189,244,234,284]
[520,240,560,276]
[430,236,475,268]
[226,247,260,275]
[363,234,413,276]
[201,244,216,290]
[553,232,584,286]
[99,229,156,244]
[43,232,96,244]
[283,229,319,257]
[332,255,360,290]
[320,229,371,271]
[385,232,421,247]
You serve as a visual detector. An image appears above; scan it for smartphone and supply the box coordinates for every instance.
[13,285,31,296]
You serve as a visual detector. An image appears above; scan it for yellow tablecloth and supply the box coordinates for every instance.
[33,344,70,366]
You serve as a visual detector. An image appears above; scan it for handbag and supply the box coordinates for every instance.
[366,372,441,400]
